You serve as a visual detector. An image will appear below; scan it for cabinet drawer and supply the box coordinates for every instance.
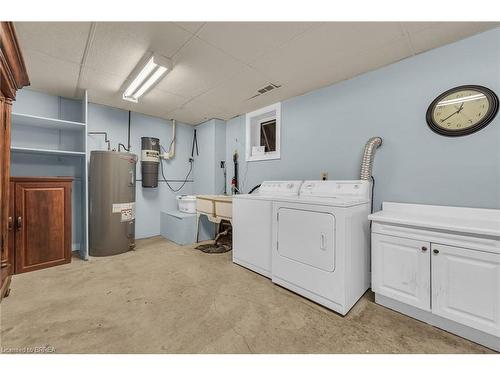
[372,234,431,311]
[432,244,500,336]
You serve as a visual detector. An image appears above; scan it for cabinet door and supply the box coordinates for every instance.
[432,244,500,336]
[372,234,431,311]
[15,181,72,274]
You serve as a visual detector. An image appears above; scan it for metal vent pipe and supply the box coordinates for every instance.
[360,137,383,180]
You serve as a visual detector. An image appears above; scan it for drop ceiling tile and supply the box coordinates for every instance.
[189,65,272,114]
[339,37,413,82]
[85,22,192,78]
[156,37,247,98]
[174,22,206,34]
[15,21,500,125]
[22,50,80,98]
[170,94,227,125]
[79,67,125,97]
[400,22,441,34]
[167,107,205,125]
[196,22,319,62]
[14,22,91,64]
[238,36,412,114]
[409,22,500,54]
[250,22,405,84]
[88,93,136,113]
[219,85,306,120]
[136,88,190,115]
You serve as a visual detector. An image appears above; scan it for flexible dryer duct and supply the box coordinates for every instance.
[360,137,383,180]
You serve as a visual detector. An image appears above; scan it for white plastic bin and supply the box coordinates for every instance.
[177,195,197,214]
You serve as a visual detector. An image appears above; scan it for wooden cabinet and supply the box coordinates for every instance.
[9,177,73,274]
[431,244,500,337]
[372,234,431,311]
[0,22,30,301]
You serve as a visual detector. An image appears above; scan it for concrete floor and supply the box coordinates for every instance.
[0,236,494,354]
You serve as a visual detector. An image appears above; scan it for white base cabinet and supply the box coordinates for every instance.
[369,202,500,352]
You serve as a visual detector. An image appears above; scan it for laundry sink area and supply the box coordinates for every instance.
[195,195,233,242]
[196,195,233,221]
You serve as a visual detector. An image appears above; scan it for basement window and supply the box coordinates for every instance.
[245,103,281,162]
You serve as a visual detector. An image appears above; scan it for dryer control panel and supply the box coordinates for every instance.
[300,180,370,199]
[258,181,303,196]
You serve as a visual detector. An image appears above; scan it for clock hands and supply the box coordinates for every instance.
[440,102,464,122]
[440,111,459,123]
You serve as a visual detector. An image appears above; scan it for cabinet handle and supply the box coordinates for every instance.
[16,216,22,231]
[433,249,439,254]
[8,217,13,231]
[421,246,427,251]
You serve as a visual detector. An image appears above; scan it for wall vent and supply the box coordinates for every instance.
[247,83,281,100]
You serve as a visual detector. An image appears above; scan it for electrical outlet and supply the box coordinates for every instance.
[220,161,225,168]
[321,172,328,181]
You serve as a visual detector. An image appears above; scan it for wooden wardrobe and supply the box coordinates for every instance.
[1,22,30,301]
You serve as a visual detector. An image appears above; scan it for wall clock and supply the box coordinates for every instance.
[426,85,498,137]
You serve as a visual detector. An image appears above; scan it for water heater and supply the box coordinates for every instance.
[141,137,160,188]
[89,151,137,256]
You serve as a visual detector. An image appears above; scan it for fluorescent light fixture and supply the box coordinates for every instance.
[123,54,171,103]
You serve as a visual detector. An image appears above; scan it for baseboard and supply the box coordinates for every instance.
[375,294,500,352]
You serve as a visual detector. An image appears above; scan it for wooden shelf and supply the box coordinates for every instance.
[11,146,86,157]
[12,112,85,131]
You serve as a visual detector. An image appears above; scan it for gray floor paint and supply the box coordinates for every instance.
[0,237,494,354]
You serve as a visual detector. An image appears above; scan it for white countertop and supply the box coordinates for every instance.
[368,202,500,238]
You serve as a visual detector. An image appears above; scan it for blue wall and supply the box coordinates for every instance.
[192,119,227,239]
[193,119,227,195]
[226,28,500,210]
[12,27,500,250]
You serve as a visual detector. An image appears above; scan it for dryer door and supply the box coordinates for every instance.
[277,207,335,272]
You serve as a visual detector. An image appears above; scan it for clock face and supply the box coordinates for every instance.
[426,85,498,137]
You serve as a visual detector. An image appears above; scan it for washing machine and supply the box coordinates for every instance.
[232,181,302,277]
[271,180,371,315]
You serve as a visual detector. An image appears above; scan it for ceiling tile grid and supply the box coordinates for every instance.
[19,49,81,98]
[15,22,92,64]
[13,21,500,125]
